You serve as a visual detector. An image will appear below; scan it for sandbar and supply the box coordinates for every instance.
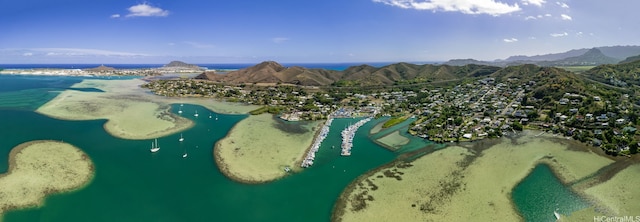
[0,140,94,216]
[37,79,258,140]
[333,131,614,222]
[214,114,321,183]
[583,164,640,216]
[375,131,410,151]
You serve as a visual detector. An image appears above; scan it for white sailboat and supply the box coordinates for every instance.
[178,106,183,114]
[179,133,184,142]
[209,113,212,119]
[215,114,218,120]
[554,209,561,221]
[150,138,160,152]
[194,110,199,117]
[182,146,188,158]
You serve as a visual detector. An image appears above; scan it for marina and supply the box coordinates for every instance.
[301,117,333,168]
[341,117,372,156]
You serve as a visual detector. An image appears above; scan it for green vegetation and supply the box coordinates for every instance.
[249,106,283,115]
[558,66,595,73]
[382,115,409,128]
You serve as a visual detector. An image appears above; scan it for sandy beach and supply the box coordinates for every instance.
[0,141,94,216]
[214,114,321,183]
[334,131,615,222]
[37,79,258,140]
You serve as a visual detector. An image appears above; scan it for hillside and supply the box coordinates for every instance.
[505,45,640,62]
[164,61,200,69]
[583,60,640,87]
[198,61,501,87]
[200,61,341,86]
[538,48,620,66]
[619,55,640,64]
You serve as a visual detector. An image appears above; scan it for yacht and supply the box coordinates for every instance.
[178,107,182,114]
[194,110,199,117]
[150,138,160,153]
[179,133,184,142]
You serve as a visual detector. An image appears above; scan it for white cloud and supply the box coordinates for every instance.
[126,3,169,17]
[560,14,572,20]
[550,32,568,37]
[522,0,545,7]
[576,32,583,36]
[110,14,121,18]
[372,0,521,16]
[272,37,290,43]
[23,53,33,56]
[544,13,551,17]
[503,38,518,43]
[525,15,536,20]
[28,48,149,57]
[183,41,214,48]
[556,2,569,8]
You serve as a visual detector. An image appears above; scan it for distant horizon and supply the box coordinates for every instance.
[3,1,639,64]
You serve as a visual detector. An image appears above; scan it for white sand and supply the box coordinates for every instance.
[214,114,321,183]
[0,141,94,216]
[37,79,258,139]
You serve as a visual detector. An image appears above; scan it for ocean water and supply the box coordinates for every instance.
[0,74,591,221]
[0,62,401,71]
[0,75,396,221]
[512,164,590,222]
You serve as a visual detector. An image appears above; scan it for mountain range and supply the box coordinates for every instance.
[197,61,500,86]
[444,45,640,67]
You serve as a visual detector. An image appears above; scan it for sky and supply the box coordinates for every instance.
[1,0,639,64]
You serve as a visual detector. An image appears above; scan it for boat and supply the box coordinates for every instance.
[182,152,188,158]
[150,138,160,152]
[194,110,199,117]
[178,106,182,114]
[554,210,561,220]
[209,113,212,118]
[215,114,218,120]
[179,133,184,142]
[284,166,291,172]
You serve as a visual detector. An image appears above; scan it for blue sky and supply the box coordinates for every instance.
[1,0,639,64]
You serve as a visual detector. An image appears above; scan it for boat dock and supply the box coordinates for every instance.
[301,117,334,168]
[341,117,372,156]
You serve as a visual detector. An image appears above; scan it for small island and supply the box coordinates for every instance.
[0,140,94,215]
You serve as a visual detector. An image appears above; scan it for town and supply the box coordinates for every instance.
[142,76,640,157]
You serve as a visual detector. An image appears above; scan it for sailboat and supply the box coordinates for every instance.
[215,114,218,120]
[150,138,160,152]
[182,146,188,158]
[194,110,199,117]
[209,113,212,119]
[179,133,184,142]
[178,106,183,114]
[554,209,561,221]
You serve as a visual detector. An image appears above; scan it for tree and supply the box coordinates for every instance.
[511,121,523,131]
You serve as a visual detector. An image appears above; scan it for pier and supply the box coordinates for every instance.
[341,117,372,156]
[300,117,334,168]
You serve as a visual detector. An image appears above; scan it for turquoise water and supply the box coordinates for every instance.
[0,75,590,221]
[512,164,590,222]
[0,75,396,221]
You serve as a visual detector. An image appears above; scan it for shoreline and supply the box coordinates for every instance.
[332,130,618,221]
[36,78,257,140]
[0,140,94,216]
[213,114,321,184]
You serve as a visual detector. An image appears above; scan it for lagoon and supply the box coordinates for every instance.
[0,74,615,221]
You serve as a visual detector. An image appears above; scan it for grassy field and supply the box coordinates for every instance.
[557,66,596,73]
